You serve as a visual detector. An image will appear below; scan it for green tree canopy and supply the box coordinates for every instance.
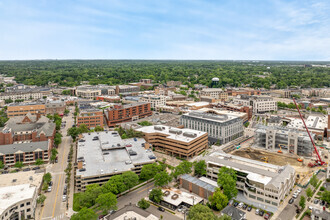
[122,171,139,189]
[321,190,330,204]
[71,207,98,220]
[217,167,237,200]
[154,171,172,187]
[173,161,193,179]
[139,163,163,180]
[193,160,207,177]
[35,159,44,165]
[14,161,24,168]
[149,188,163,203]
[310,174,318,188]
[138,198,150,210]
[94,125,104,132]
[0,161,4,169]
[306,187,313,198]
[208,188,228,211]
[96,192,117,213]
[187,204,218,220]
[299,196,306,209]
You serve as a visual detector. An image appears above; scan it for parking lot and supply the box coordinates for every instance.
[231,201,273,219]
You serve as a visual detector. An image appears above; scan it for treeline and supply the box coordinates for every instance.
[0,60,329,88]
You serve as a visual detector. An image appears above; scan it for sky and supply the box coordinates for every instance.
[0,0,330,60]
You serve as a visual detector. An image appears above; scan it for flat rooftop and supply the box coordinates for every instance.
[0,171,43,188]
[0,184,36,215]
[287,115,327,131]
[136,125,207,143]
[199,108,247,118]
[162,188,204,207]
[8,101,45,106]
[182,109,241,123]
[76,131,156,178]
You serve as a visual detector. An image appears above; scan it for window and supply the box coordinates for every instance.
[27,208,31,212]
[20,204,24,207]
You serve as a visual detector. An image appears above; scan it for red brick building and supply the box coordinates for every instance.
[212,103,253,120]
[96,95,121,103]
[77,108,104,129]
[105,103,152,127]
[0,113,56,146]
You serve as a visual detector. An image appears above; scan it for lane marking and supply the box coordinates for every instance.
[138,185,154,194]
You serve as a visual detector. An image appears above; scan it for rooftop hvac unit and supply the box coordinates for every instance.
[164,191,170,197]
[154,125,165,131]
[183,132,197,138]
[169,129,183,135]
[171,194,179,200]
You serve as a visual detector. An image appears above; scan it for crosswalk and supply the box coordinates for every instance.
[42,213,66,220]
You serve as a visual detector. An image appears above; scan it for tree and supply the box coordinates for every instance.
[96,192,117,213]
[154,171,172,187]
[37,195,46,205]
[306,187,313,198]
[138,198,150,209]
[64,109,70,115]
[14,161,24,169]
[122,171,139,190]
[94,125,104,132]
[208,188,228,211]
[187,204,217,220]
[54,132,62,146]
[321,190,330,204]
[35,159,44,165]
[102,175,127,194]
[71,207,98,220]
[138,121,153,126]
[140,163,162,180]
[310,174,318,188]
[299,196,306,210]
[67,127,80,141]
[217,167,237,200]
[219,215,232,220]
[173,161,193,179]
[149,188,163,203]
[78,124,89,133]
[43,172,52,183]
[194,160,207,177]
[0,161,4,169]
[244,122,249,128]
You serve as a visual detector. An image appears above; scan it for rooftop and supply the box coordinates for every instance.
[203,151,295,189]
[198,108,247,118]
[287,115,328,131]
[180,174,217,192]
[76,131,156,178]
[107,102,149,110]
[104,204,158,220]
[182,109,241,123]
[0,184,37,215]
[136,125,207,143]
[0,141,50,155]
[8,101,45,107]
[161,188,204,207]
[0,170,43,188]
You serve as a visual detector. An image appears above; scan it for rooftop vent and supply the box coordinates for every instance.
[171,194,179,200]
[154,125,165,131]
[169,129,182,135]
[183,132,197,138]
[29,176,33,181]
[12,179,17,182]
[164,191,170,197]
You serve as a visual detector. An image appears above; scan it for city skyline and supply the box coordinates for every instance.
[1,0,330,60]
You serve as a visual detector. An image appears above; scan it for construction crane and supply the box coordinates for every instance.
[292,98,325,166]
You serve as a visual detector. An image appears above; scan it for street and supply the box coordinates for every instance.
[37,112,74,220]
[117,182,181,220]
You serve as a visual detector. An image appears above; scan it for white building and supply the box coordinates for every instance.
[140,95,166,109]
[200,88,228,100]
[234,95,277,113]
[202,151,295,208]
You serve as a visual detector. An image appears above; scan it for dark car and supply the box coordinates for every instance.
[2,170,9,174]
[242,204,248,210]
[49,181,53,186]
[259,210,264,216]
[247,206,252,212]
[320,200,326,206]
[63,189,67,195]
[233,202,239,207]
[158,207,165,212]
[289,198,294,204]
[32,166,40,170]
[23,168,31,172]
[264,213,270,219]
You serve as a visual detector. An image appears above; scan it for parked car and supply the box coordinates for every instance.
[158,207,165,212]
[2,171,9,174]
[297,188,302,193]
[292,193,298,198]
[264,213,270,219]
[238,202,244,209]
[233,202,239,207]
[289,198,294,204]
[255,209,260,215]
[320,200,326,206]
[247,206,252,212]
[32,167,40,170]
[242,204,248,210]
[62,195,67,202]
[49,181,53,186]
[314,199,319,204]
[47,186,52,192]
[259,210,264,216]
[23,168,31,172]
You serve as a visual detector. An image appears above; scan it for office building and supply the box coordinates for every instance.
[0,113,56,146]
[203,151,295,208]
[75,131,156,191]
[140,95,166,109]
[255,125,314,156]
[166,81,182,87]
[212,103,252,120]
[77,108,104,129]
[136,125,208,159]
[180,110,243,145]
[45,100,66,115]
[105,103,152,127]
[96,95,121,103]
[76,85,115,99]
[7,102,46,118]
[234,95,277,114]
[200,88,228,101]
[311,209,330,220]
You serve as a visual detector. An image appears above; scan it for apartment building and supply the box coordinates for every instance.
[212,103,252,120]
[227,88,261,97]
[140,95,166,109]
[234,95,277,114]
[105,103,152,127]
[77,108,104,129]
[200,88,228,101]
[166,81,182,87]
[0,113,56,146]
[0,140,51,166]
[255,125,314,156]
[111,85,140,94]
[75,131,156,191]
[45,100,66,115]
[7,102,46,118]
[203,151,295,208]
[270,90,291,98]
[180,110,243,145]
[136,125,208,159]
[0,89,51,101]
[96,95,121,103]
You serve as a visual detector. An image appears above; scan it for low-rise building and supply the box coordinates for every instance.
[166,81,182,87]
[270,90,291,98]
[0,140,51,166]
[221,206,246,220]
[311,208,330,220]
[0,88,51,101]
[234,95,277,114]
[179,174,216,199]
[136,125,208,159]
[105,103,152,127]
[77,108,104,129]
[45,100,66,115]
[212,103,252,120]
[180,109,243,145]
[75,131,156,191]
[96,95,121,103]
[200,88,228,101]
[202,151,295,208]
[0,113,56,146]
[7,102,46,118]
[160,188,204,210]
[103,204,158,220]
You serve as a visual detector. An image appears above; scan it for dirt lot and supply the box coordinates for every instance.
[232,147,302,166]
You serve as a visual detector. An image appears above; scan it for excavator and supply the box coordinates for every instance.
[261,157,268,163]
[278,145,283,154]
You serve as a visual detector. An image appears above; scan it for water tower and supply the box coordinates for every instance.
[211,77,219,87]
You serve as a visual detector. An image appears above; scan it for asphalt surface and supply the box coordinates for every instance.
[38,113,74,220]
[117,182,181,220]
